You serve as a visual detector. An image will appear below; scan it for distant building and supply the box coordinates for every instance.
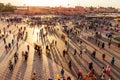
[13,6,118,15]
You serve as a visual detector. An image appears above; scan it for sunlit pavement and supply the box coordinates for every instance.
[0,21,75,80]
[0,20,120,80]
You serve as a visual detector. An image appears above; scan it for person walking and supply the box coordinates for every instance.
[5,44,8,52]
[68,60,72,70]
[12,39,14,45]
[3,38,6,44]
[25,51,28,61]
[102,53,106,61]
[27,45,30,51]
[63,49,66,57]
[14,52,18,64]
[101,42,105,49]
[77,70,83,80]
[111,57,115,65]
[89,62,93,70]
[55,40,57,46]
[9,60,13,71]
[8,43,11,49]
[97,41,100,47]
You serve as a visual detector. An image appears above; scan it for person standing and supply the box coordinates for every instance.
[12,39,14,45]
[111,57,115,65]
[106,65,111,76]
[3,38,6,44]
[60,68,64,77]
[74,49,77,55]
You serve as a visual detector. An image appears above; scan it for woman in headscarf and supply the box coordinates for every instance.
[106,65,111,76]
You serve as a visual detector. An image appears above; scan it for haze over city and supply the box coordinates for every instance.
[0,0,120,8]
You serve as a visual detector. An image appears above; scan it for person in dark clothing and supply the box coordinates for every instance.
[63,49,66,57]
[92,50,96,58]
[9,60,13,71]
[61,68,64,76]
[24,51,28,61]
[38,47,42,56]
[8,43,11,49]
[5,44,8,52]
[111,57,115,65]
[27,45,30,51]
[74,49,77,55]
[101,43,105,49]
[68,60,72,70]
[46,45,49,50]
[3,38,6,44]
[65,40,67,45]
[108,42,111,48]
[89,62,93,70]
[14,52,18,64]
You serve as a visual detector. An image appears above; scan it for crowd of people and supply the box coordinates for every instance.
[0,14,120,80]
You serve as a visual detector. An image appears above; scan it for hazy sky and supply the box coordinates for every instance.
[0,0,120,8]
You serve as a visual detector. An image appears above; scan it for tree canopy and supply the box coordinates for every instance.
[0,3,14,12]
